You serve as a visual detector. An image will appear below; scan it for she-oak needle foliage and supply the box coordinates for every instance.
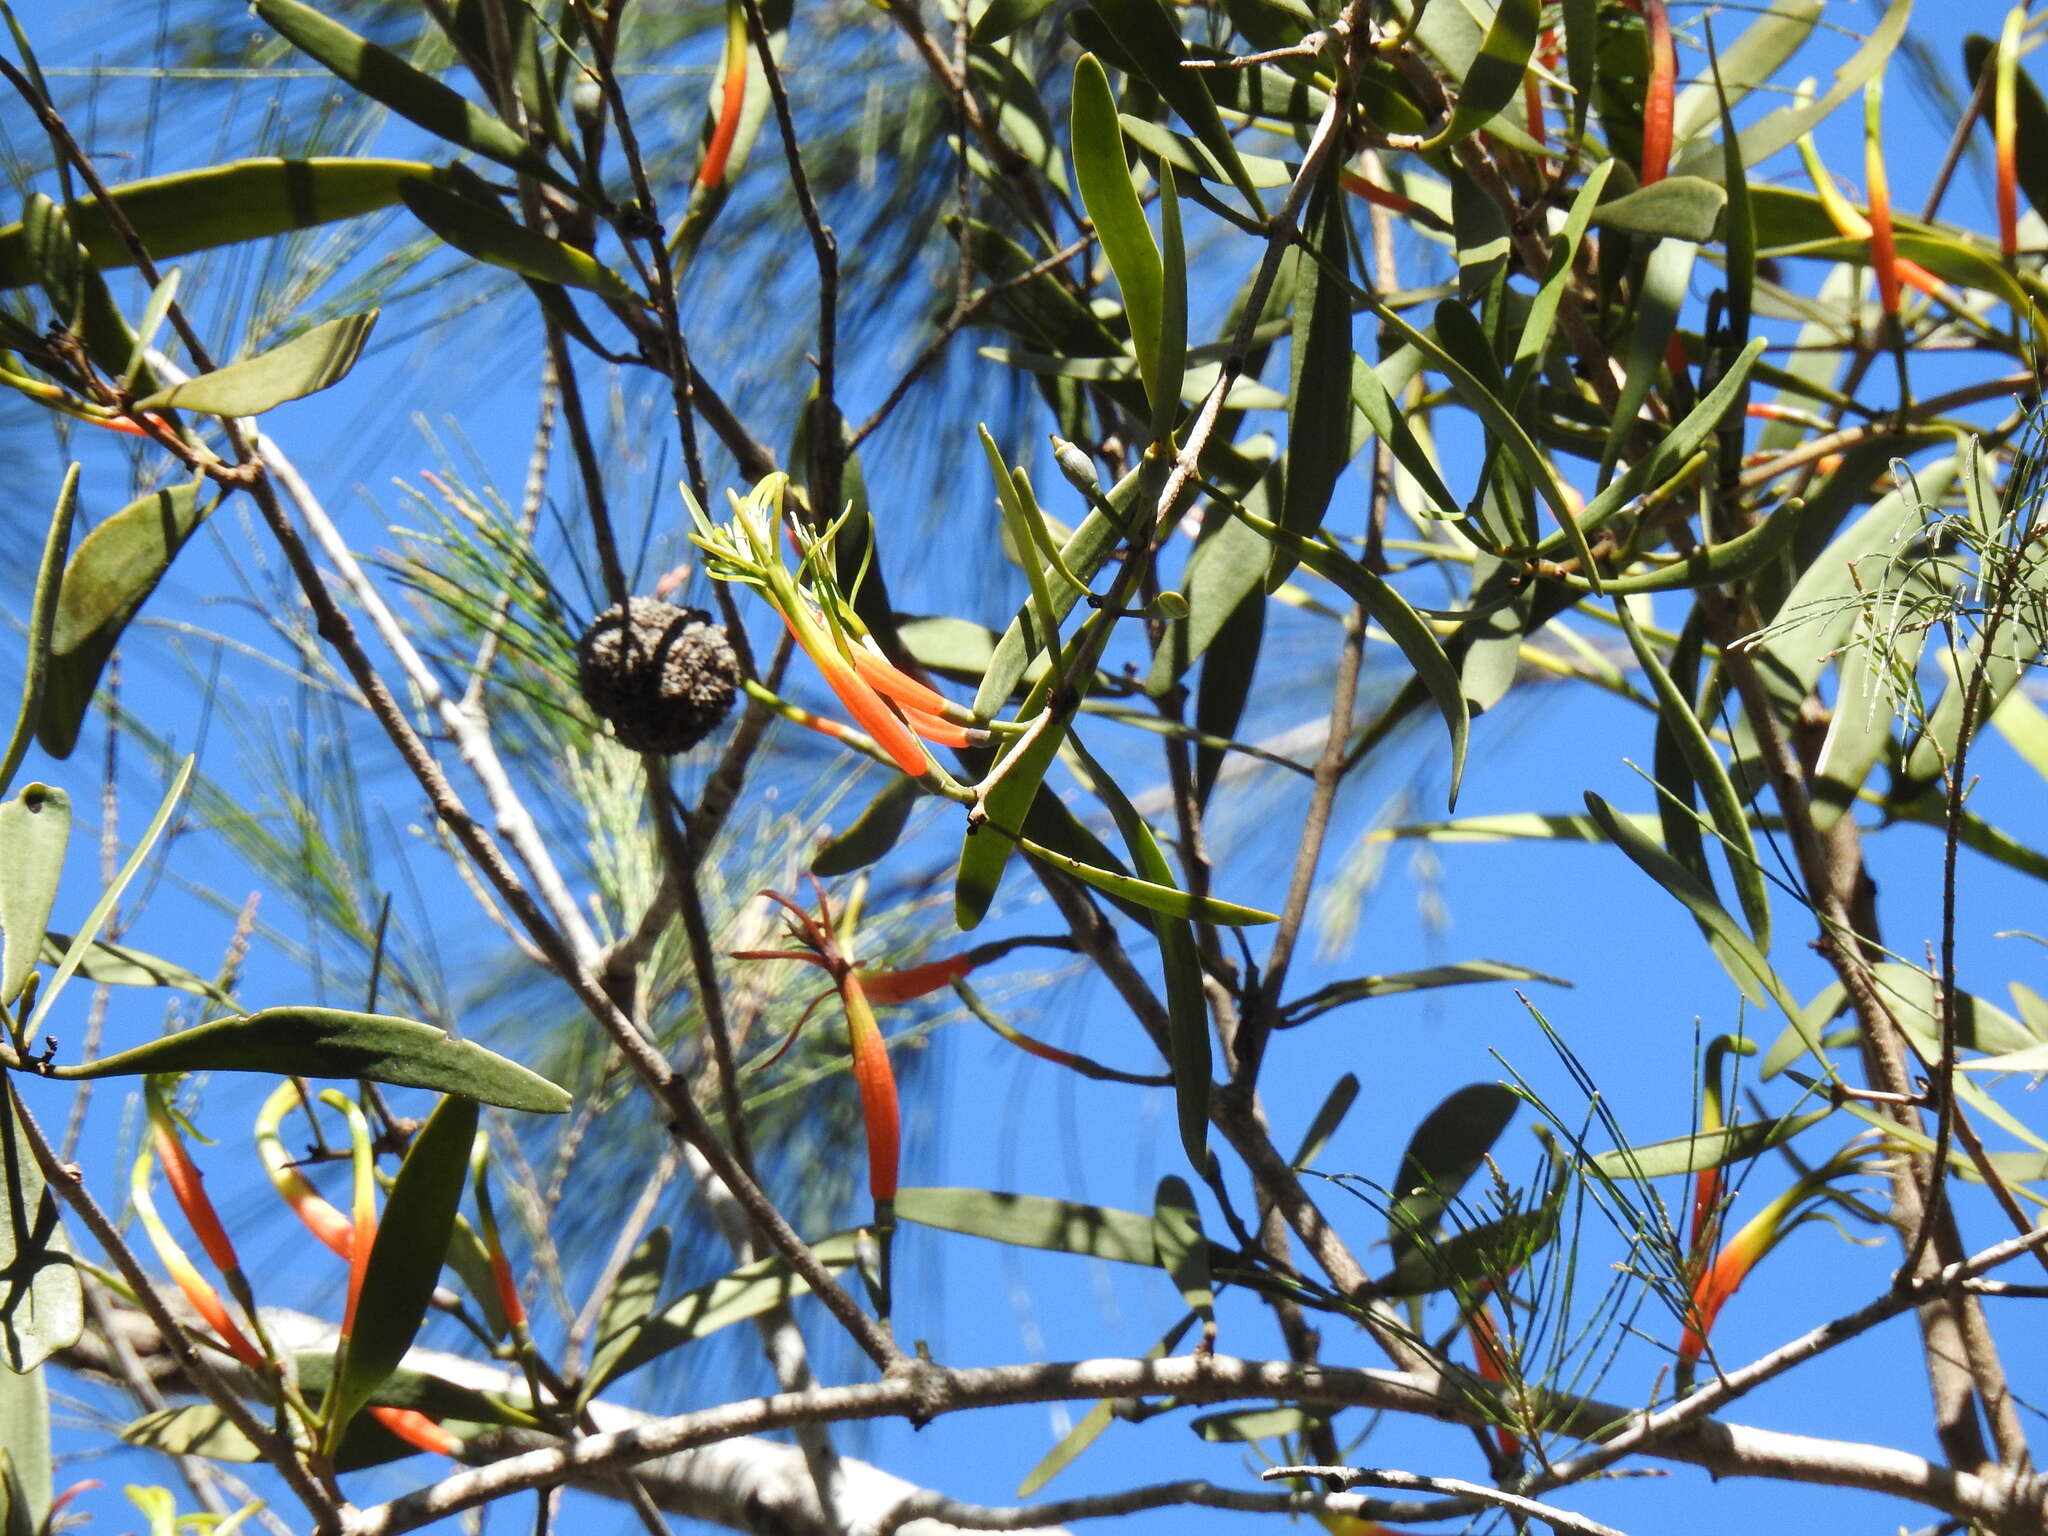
[4,1,2048,1535]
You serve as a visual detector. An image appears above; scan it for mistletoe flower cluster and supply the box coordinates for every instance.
[689,473,986,777]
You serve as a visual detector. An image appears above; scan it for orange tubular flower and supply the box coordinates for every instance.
[1798,128,1945,301]
[368,1405,463,1458]
[855,953,979,1004]
[1997,7,2024,259]
[146,1086,243,1282]
[471,1143,530,1334]
[132,1148,264,1369]
[697,0,748,189]
[256,1082,356,1263]
[840,972,902,1204]
[1467,1295,1521,1460]
[1864,81,1901,318]
[1639,0,1674,186]
[733,882,905,1209]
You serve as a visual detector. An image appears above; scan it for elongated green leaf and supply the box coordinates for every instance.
[812,777,921,877]
[974,0,1063,43]
[0,465,78,796]
[1155,168,1187,440]
[1292,1072,1359,1169]
[1584,793,1813,1052]
[1280,960,1567,1026]
[896,1187,1157,1263]
[0,1363,49,1535]
[1116,116,1293,191]
[1431,0,1540,149]
[54,1006,570,1113]
[1552,491,1804,593]
[1507,163,1613,407]
[1066,735,1209,1166]
[0,786,68,1007]
[136,311,378,416]
[1153,1176,1214,1322]
[1375,1208,1553,1297]
[1072,56,1167,419]
[0,1087,83,1373]
[1352,356,1457,516]
[1672,0,1821,144]
[1591,177,1726,242]
[324,1094,478,1451]
[1145,512,1270,694]
[290,1351,534,1425]
[1017,833,1277,924]
[1386,1084,1518,1243]
[38,479,209,760]
[1576,337,1767,535]
[1272,162,1353,586]
[38,932,235,1008]
[1016,1313,1195,1496]
[255,0,548,179]
[120,1405,260,1462]
[1089,0,1263,210]
[1612,599,1770,950]
[27,758,191,1034]
[1600,240,1696,491]
[582,1226,672,1396]
[1191,1407,1314,1443]
[1671,0,1909,179]
[1228,504,1468,805]
[0,159,441,288]
[400,178,638,306]
[1589,1108,1832,1180]
[605,1233,860,1381]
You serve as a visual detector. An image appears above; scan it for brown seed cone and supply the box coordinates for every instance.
[575,598,741,755]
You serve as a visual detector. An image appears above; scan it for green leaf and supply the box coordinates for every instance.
[1072,56,1168,422]
[27,758,191,1034]
[1591,176,1727,242]
[0,1086,83,1373]
[1291,1072,1359,1169]
[897,1187,1159,1263]
[135,312,378,416]
[0,465,78,797]
[1016,833,1277,925]
[582,1224,672,1396]
[1279,961,1568,1026]
[1671,0,1908,179]
[1351,354,1459,516]
[0,785,69,1007]
[973,0,1063,43]
[1612,597,1770,950]
[36,932,233,1007]
[1583,793,1814,1056]
[399,178,638,306]
[1016,1313,1195,1496]
[1065,735,1210,1167]
[1272,162,1354,587]
[1507,161,1614,408]
[812,777,921,877]
[1588,1108,1833,1180]
[1152,1176,1214,1322]
[0,160,443,288]
[1155,168,1188,440]
[1088,0,1263,210]
[38,479,210,760]
[53,1006,571,1113]
[1226,504,1468,805]
[1386,1084,1519,1243]
[602,1233,861,1382]
[0,1365,49,1536]
[254,0,551,180]
[119,1405,260,1462]
[323,1094,479,1451]
[1599,239,1696,491]
[1191,1406,1315,1443]
[1116,116,1294,191]
[1144,510,1271,695]
[1375,1208,1553,1297]
[1430,0,1540,149]
[1671,0,1821,144]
